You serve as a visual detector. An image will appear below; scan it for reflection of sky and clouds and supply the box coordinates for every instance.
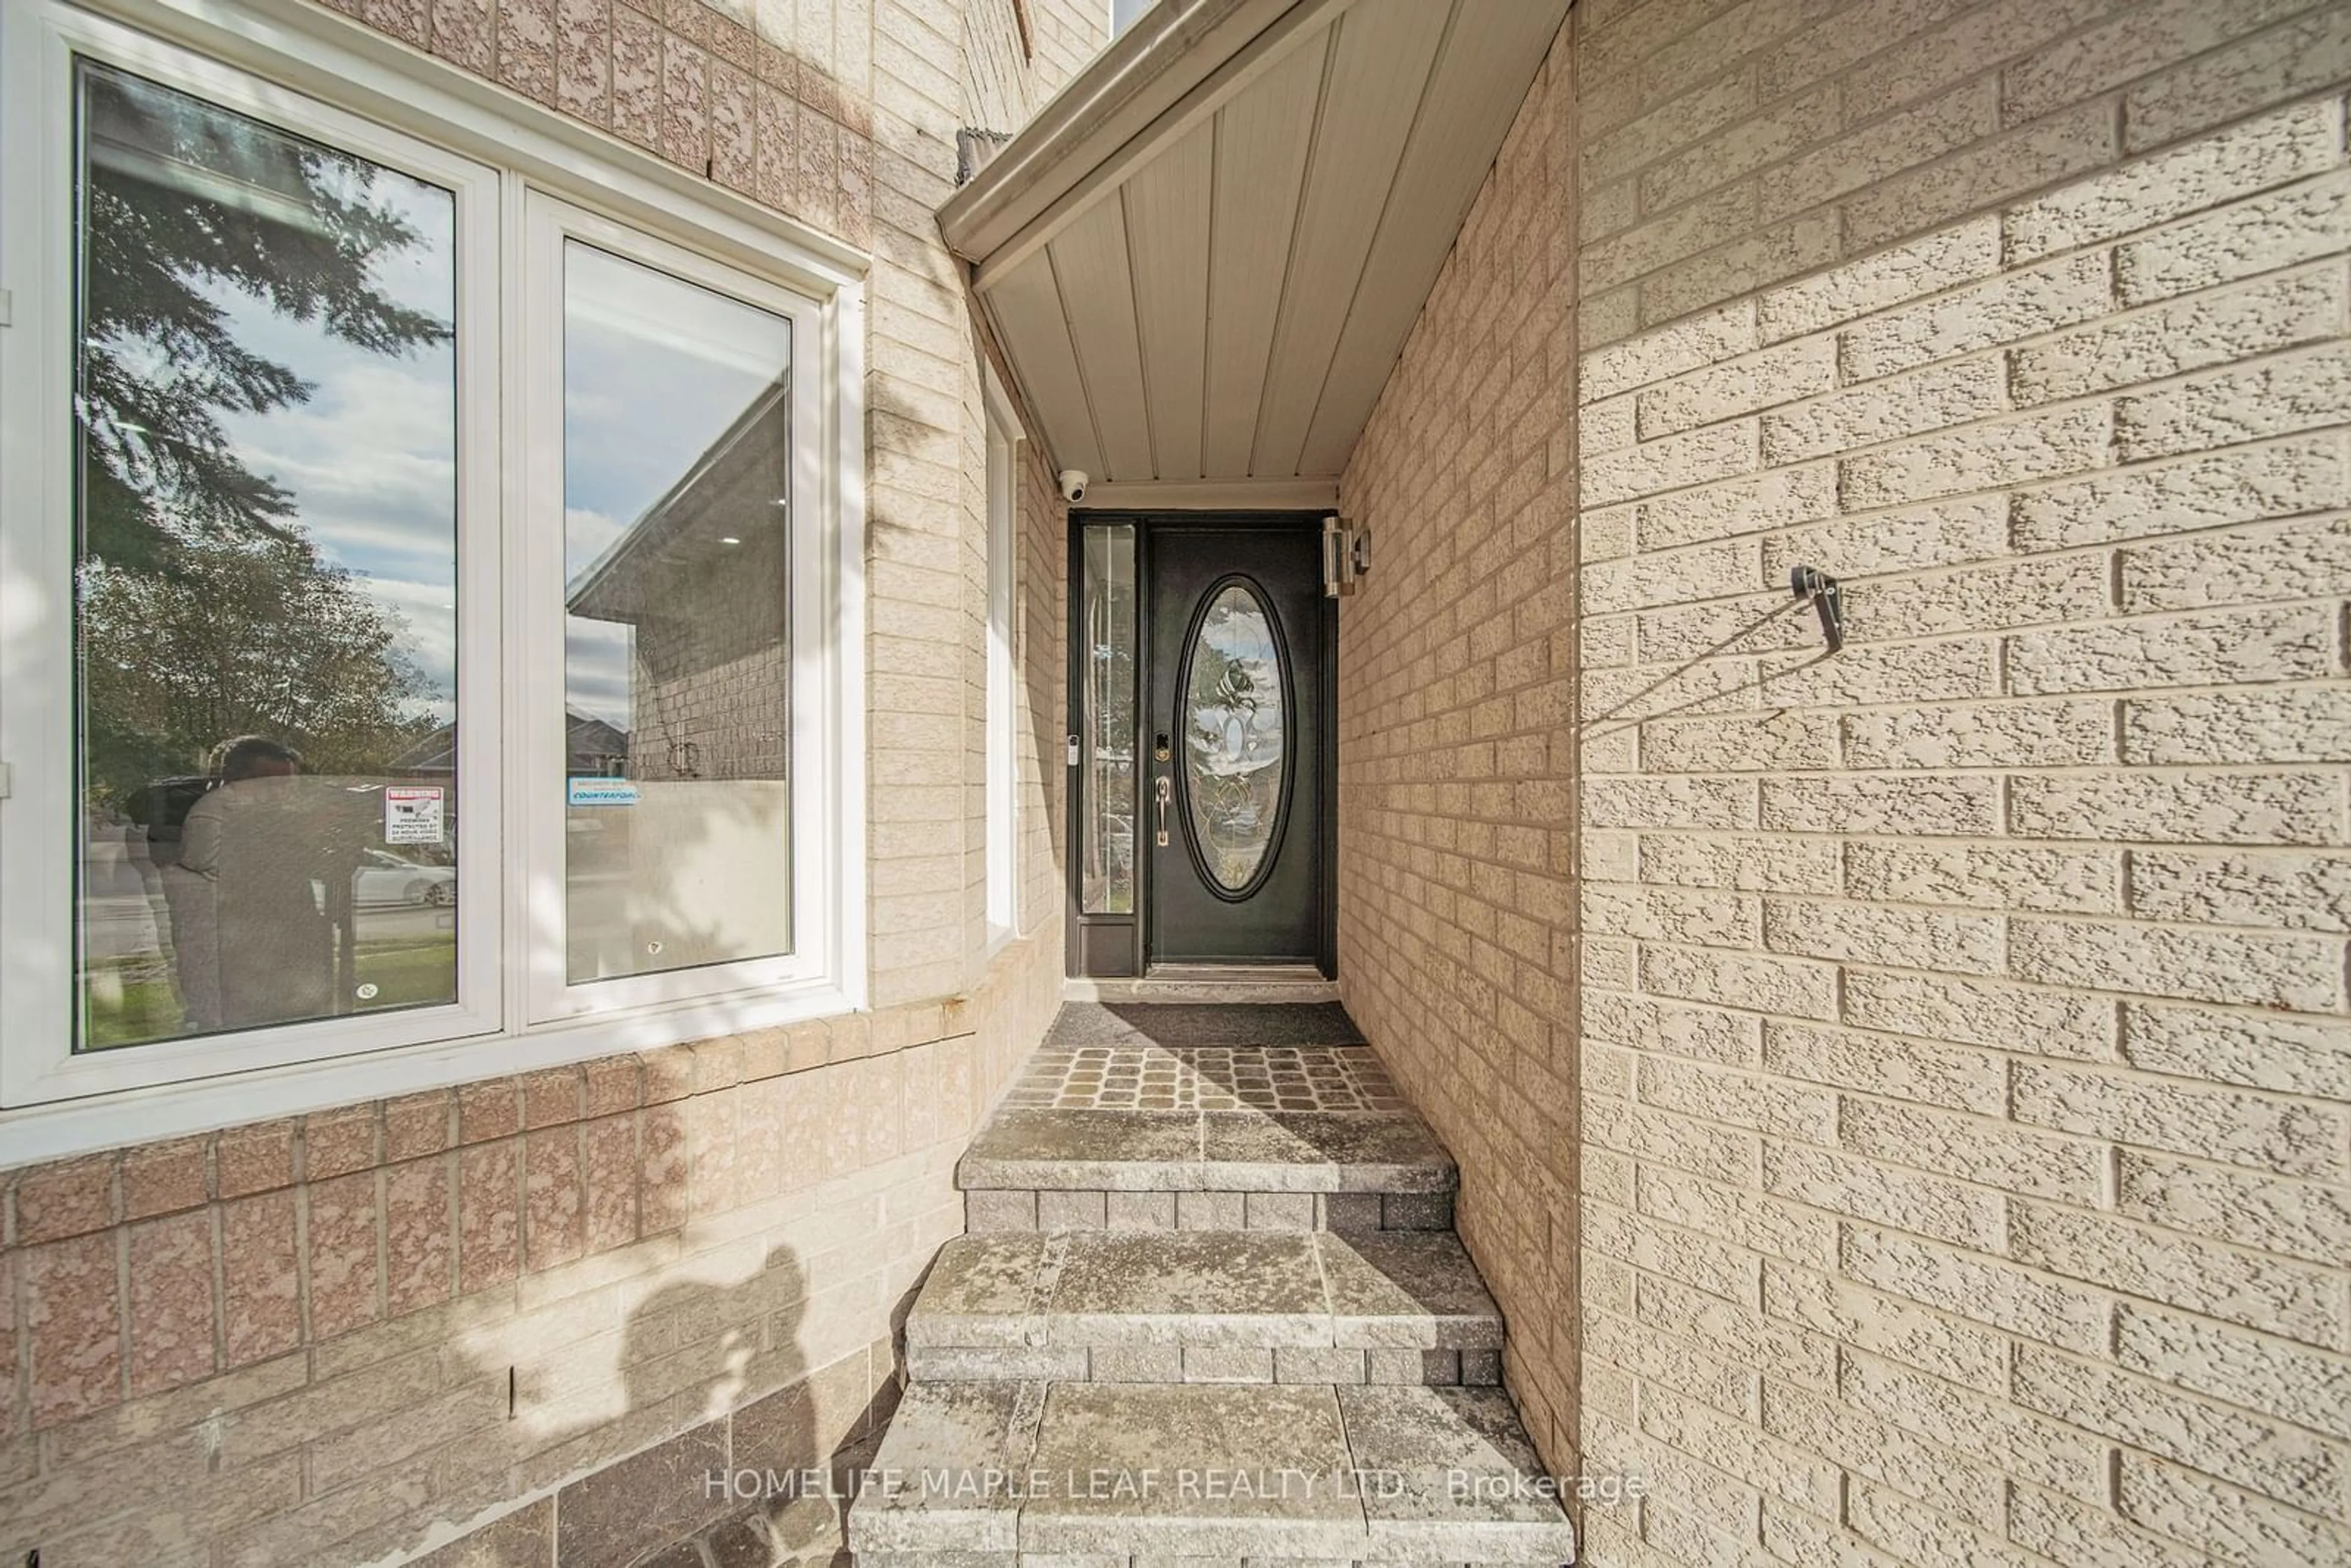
[156,139,795,738]
[201,169,459,718]
[561,242,791,730]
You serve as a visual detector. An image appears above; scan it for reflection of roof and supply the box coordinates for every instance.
[390,710,629,775]
[566,711,630,762]
[564,378,789,623]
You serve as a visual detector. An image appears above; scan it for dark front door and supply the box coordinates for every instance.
[1144,522,1331,969]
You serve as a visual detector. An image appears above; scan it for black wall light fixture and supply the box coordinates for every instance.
[1790,564,1846,653]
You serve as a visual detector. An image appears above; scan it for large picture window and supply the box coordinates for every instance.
[72,62,463,1050]
[0,2,865,1139]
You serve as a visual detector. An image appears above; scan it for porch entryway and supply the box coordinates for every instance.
[846,1003,1575,1563]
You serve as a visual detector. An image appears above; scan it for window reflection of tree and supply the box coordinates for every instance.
[75,64,457,1046]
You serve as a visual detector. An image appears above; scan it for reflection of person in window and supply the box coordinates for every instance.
[176,737,334,1030]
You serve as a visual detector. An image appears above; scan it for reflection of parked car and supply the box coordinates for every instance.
[354,849,456,907]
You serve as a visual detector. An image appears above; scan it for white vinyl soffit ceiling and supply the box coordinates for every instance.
[942,0,1570,501]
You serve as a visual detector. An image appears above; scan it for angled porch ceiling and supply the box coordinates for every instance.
[941,0,1570,507]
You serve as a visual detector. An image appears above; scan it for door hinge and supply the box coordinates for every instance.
[0,763,13,799]
[0,288,12,328]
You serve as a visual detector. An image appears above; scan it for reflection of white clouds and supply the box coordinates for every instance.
[367,574,460,702]
[566,618,633,730]
[563,241,790,531]
[565,507,628,584]
[191,164,460,709]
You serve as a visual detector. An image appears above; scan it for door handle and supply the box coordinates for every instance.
[1154,775,1171,847]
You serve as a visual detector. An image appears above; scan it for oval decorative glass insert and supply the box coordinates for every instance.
[1181,583,1288,893]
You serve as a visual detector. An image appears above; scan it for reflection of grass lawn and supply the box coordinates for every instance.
[80,939,457,1049]
[354,939,459,1009]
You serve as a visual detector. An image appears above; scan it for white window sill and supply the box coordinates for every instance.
[0,978,862,1169]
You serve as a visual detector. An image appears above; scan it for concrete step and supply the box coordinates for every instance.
[903,1230,1505,1386]
[958,1106,1457,1218]
[846,1381,1576,1566]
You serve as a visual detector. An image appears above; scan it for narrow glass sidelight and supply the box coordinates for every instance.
[1078,523,1138,913]
[70,62,460,1048]
[1179,580,1290,896]
[561,241,793,982]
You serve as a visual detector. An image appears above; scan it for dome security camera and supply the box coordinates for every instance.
[1059,469,1089,504]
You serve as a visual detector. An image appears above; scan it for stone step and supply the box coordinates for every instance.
[903,1230,1505,1386]
[847,1381,1577,1566]
[958,1106,1457,1214]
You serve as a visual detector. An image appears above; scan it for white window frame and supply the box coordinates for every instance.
[0,0,868,1163]
[518,194,837,1024]
[983,366,1020,944]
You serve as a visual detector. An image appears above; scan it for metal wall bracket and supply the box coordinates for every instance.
[1789,564,1846,653]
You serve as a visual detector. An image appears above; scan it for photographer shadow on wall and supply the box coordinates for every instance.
[413,1242,901,1568]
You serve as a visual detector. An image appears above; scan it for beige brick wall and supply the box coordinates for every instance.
[1335,14,1582,1476]
[1343,1,2350,1565]
[0,0,1103,1561]
[1568,0,2350,1564]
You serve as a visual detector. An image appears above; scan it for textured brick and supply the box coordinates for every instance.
[2016,1061,2348,1177]
[1638,336,1837,439]
[1761,1021,2005,1114]
[1758,774,1999,836]
[1842,1226,2110,1354]
[2123,686,2351,764]
[1760,1381,2003,1528]
[2118,170,2351,305]
[2115,343,2351,460]
[1761,356,2008,464]
[1763,896,2006,974]
[2007,1484,2217,1568]
[2008,770,2345,844]
[2014,430,2348,550]
[2121,1000,2351,1099]
[2117,1149,2351,1262]
[1840,1100,2107,1206]
[2011,913,2344,1009]
[1840,1353,2107,1498]
[2119,514,2351,611]
[2012,1202,2344,1346]
[1761,78,2000,222]
[2005,98,2344,262]
[1761,1261,2007,1392]
[1638,1057,1837,1142]
[1842,969,2117,1058]
[1583,301,1758,401]
[1541,8,2351,1564]
[2016,265,2342,407]
[1842,98,2116,253]
[1638,945,1838,1021]
[1764,1142,2004,1248]
[1838,404,2110,509]
[1637,833,1841,894]
[2118,1450,2351,1564]
[1844,841,2119,913]
[1840,251,2109,382]
[2130,847,2351,931]
[2009,604,2336,695]
[1757,217,2000,342]
[2116,1302,2351,1439]
[2126,6,2351,151]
